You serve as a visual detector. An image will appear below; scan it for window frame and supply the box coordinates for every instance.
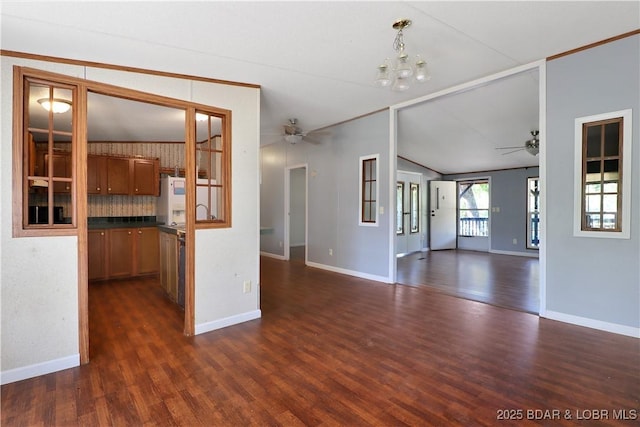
[457,179,490,238]
[409,182,419,234]
[193,110,232,229]
[527,176,540,250]
[359,154,379,226]
[13,66,233,237]
[573,109,632,239]
[13,68,81,237]
[396,181,405,235]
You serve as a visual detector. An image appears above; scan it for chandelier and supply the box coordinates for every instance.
[375,19,430,91]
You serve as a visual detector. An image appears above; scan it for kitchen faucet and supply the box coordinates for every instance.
[196,203,215,220]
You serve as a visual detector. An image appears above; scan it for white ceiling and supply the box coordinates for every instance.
[2,1,638,174]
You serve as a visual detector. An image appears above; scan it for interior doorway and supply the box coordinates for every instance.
[285,165,307,262]
[396,170,422,256]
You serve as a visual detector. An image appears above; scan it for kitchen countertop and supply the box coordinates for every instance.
[88,216,163,229]
[157,224,186,236]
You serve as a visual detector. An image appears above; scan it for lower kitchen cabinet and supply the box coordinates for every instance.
[137,227,159,275]
[159,230,178,301]
[89,226,159,281]
[108,228,135,278]
[88,230,108,281]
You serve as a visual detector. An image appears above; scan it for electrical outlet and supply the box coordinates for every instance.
[512,238,517,245]
[329,248,333,256]
[243,280,251,293]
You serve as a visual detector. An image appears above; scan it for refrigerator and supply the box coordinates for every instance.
[157,176,217,225]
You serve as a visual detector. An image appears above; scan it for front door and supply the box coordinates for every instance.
[429,180,457,250]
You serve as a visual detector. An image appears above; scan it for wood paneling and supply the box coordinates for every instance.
[2,256,638,425]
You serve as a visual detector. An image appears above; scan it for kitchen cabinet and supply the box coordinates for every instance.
[132,158,159,196]
[106,157,131,195]
[44,151,72,193]
[87,155,107,195]
[88,226,159,281]
[136,227,159,275]
[94,156,159,196]
[108,228,135,278]
[88,230,108,280]
[159,230,178,301]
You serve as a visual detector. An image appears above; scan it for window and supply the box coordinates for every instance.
[458,180,489,237]
[410,183,419,234]
[359,154,378,225]
[574,109,632,238]
[396,181,404,234]
[527,177,540,249]
[195,111,230,226]
[16,73,78,236]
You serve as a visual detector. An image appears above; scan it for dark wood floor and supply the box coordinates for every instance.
[2,257,638,426]
[397,250,539,313]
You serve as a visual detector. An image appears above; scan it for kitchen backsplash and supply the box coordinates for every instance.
[49,142,185,217]
[89,194,156,217]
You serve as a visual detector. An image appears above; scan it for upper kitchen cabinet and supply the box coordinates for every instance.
[88,155,159,196]
[106,157,130,195]
[87,155,107,195]
[132,158,159,196]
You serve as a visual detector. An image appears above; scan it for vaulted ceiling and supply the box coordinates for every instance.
[2,2,638,174]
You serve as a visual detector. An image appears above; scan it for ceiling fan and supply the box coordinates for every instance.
[496,130,539,156]
[283,118,306,144]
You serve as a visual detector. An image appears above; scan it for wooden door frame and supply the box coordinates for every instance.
[16,67,234,363]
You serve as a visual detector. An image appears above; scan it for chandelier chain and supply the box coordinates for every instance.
[393,30,405,52]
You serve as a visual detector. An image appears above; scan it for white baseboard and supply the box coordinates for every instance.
[260,251,286,260]
[489,249,539,258]
[305,261,392,284]
[543,310,639,338]
[195,310,262,335]
[1,353,80,385]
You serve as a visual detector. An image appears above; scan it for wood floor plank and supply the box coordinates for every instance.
[397,249,540,313]
[2,259,638,426]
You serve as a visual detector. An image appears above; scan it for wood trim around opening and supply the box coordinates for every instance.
[1,49,261,90]
[547,29,640,61]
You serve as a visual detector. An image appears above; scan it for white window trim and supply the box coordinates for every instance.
[573,109,632,239]
[359,154,379,227]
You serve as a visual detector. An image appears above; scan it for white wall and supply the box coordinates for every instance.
[0,56,260,383]
[1,59,85,382]
[260,111,391,282]
[545,35,639,336]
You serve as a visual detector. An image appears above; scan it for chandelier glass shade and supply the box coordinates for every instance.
[375,19,430,91]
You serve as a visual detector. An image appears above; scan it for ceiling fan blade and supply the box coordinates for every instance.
[495,146,525,150]
[500,148,525,156]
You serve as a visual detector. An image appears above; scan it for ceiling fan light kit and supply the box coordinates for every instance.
[375,19,430,91]
[284,118,305,144]
[284,134,303,144]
